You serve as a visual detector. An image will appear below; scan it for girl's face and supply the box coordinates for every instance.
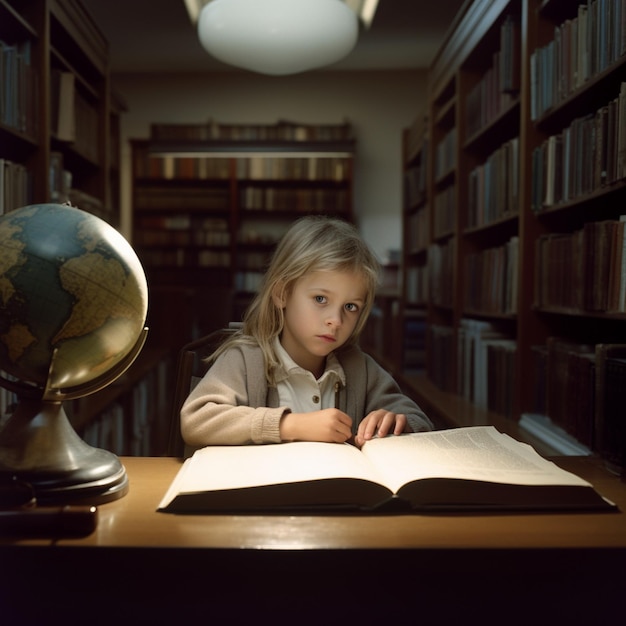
[274,269,368,377]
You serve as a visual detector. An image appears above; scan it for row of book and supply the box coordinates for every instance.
[137,155,232,180]
[80,356,172,456]
[426,324,457,394]
[134,186,231,212]
[532,339,626,471]
[150,119,354,142]
[50,69,74,141]
[239,187,350,213]
[49,151,110,222]
[235,250,272,271]
[403,312,427,372]
[137,248,231,269]
[238,157,350,182]
[465,15,520,139]
[428,321,518,416]
[137,154,351,182]
[49,151,71,203]
[466,137,519,229]
[464,237,519,316]
[0,377,17,425]
[234,270,264,294]
[531,82,626,211]
[530,0,626,120]
[404,156,427,210]
[457,319,517,419]
[0,158,31,215]
[406,207,429,254]
[135,216,229,241]
[426,319,625,469]
[134,228,231,248]
[434,128,456,181]
[236,231,274,246]
[81,402,126,456]
[50,69,100,164]
[0,39,37,138]
[534,218,626,313]
[361,304,392,366]
[405,264,429,306]
[428,241,454,309]
[433,184,455,238]
[73,90,100,164]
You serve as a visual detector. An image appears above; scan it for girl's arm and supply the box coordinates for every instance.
[180,348,286,446]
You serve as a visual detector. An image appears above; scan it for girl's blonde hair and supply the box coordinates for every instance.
[214,215,380,384]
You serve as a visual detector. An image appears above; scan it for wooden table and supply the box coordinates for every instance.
[2,456,625,625]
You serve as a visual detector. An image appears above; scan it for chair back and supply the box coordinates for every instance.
[168,323,242,457]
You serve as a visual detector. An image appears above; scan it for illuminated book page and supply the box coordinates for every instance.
[361,426,592,494]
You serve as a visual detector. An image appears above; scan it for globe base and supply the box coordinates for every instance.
[0,398,128,505]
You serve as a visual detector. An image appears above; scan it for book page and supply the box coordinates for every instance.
[161,441,384,501]
[361,426,592,494]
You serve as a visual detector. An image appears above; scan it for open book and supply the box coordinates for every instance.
[157,426,615,513]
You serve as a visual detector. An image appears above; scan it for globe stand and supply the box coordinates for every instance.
[0,398,128,505]
[0,329,148,505]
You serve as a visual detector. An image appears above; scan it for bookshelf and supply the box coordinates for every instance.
[0,0,172,455]
[0,0,121,222]
[397,0,626,466]
[131,121,355,350]
[399,114,430,375]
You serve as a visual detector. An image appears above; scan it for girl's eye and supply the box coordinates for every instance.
[314,295,327,304]
[345,303,359,312]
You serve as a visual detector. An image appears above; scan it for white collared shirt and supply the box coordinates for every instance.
[273,337,345,413]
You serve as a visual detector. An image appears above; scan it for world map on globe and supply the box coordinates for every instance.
[0,203,148,397]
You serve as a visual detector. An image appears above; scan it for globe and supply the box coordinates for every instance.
[0,203,149,504]
[0,203,148,395]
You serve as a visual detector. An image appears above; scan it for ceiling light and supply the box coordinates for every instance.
[196,0,360,75]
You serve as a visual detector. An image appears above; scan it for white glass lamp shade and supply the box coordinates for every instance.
[197,0,359,75]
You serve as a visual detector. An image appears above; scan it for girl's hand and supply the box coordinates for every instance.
[280,408,353,443]
[354,409,409,448]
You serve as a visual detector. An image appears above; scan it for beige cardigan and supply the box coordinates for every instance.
[180,342,433,446]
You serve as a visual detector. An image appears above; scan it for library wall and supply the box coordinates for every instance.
[111,69,428,262]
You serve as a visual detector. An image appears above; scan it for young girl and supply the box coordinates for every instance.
[180,215,432,449]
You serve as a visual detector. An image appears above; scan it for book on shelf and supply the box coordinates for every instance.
[535,218,626,313]
[529,6,624,120]
[456,318,516,416]
[426,324,456,393]
[433,185,455,237]
[595,344,626,475]
[546,338,596,448]
[0,158,30,215]
[466,136,519,228]
[464,237,519,315]
[51,69,76,142]
[1,39,38,136]
[73,91,100,163]
[532,81,626,209]
[157,426,614,514]
[500,14,521,94]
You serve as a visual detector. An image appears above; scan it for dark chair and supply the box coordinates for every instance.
[168,322,242,457]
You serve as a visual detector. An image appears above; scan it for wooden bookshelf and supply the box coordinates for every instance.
[0,0,121,222]
[397,0,626,465]
[0,1,172,455]
[131,122,355,350]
